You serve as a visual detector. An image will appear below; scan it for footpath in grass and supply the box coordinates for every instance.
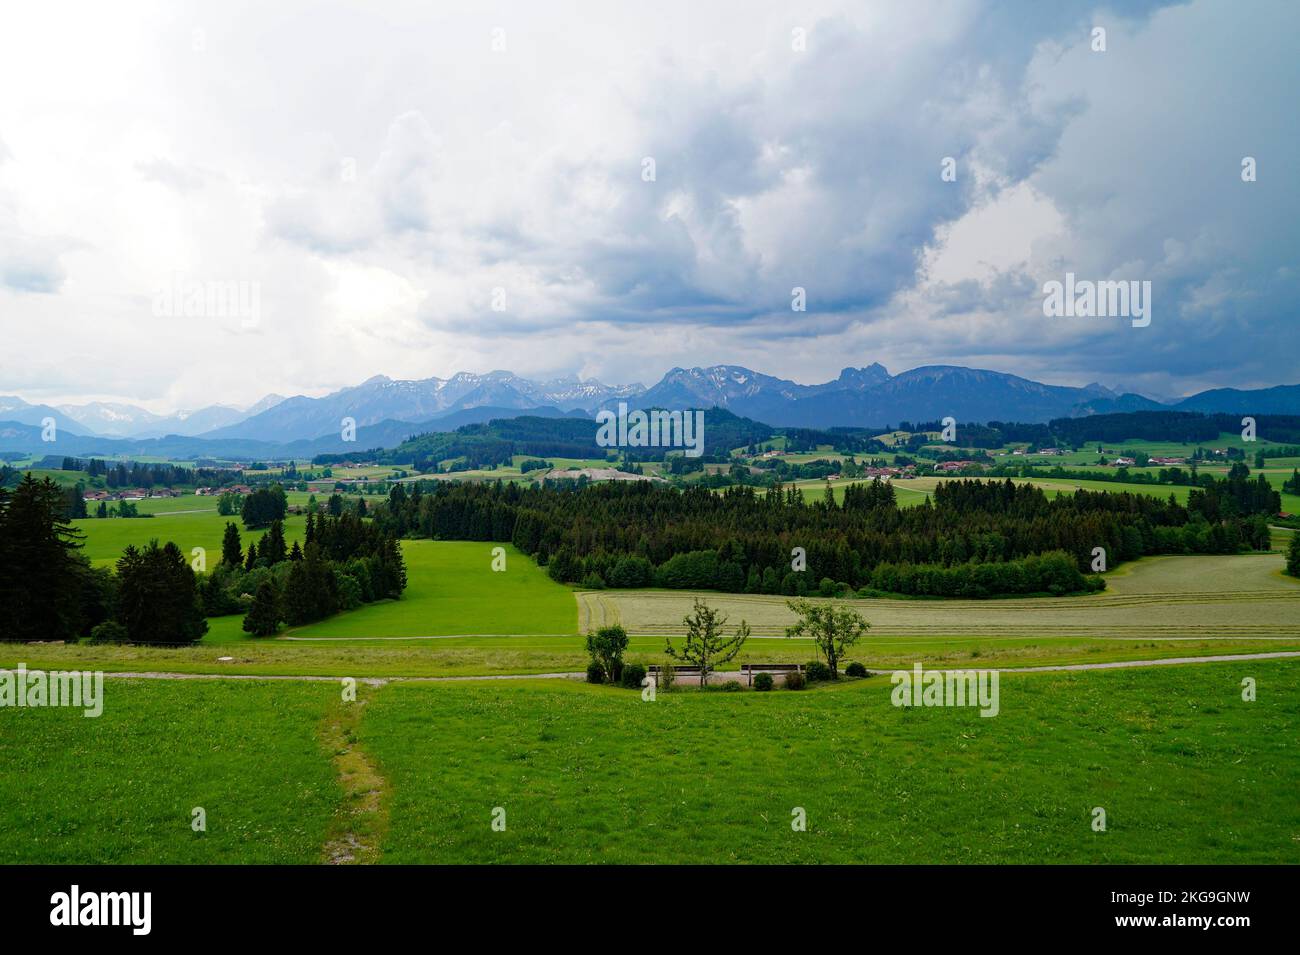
[319,689,390,864]
[359,661,1300,864]
[0,679,342,863]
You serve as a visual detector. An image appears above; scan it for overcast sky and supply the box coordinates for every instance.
[1,0,1296,412]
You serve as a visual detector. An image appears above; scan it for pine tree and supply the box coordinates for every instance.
[242,580,282,636]
[220,521,243,566]
[115,540,208,645]
[0,475,88,642]
[263,519,287,564]
[282,560,313,625]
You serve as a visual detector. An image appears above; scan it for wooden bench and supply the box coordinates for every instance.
[647,664,700,686]
[741,663,804,686]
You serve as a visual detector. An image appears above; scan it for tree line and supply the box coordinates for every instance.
[366,475,1271,599]
[0,473,405,645]
[199,511,406,636]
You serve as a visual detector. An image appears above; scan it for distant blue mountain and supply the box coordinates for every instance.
[3,364,1299,455]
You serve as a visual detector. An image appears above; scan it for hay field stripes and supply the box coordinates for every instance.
[577,554,1300,640]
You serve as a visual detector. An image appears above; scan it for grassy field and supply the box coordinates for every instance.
[74,509,307,567]
[4,661,1296,864]
[361,660,1300,863]
[582,553,1300,642]
[8,551,1298,680]
[286,541,577,638]
[0,679,341,863]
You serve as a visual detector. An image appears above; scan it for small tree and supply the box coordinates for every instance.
[785,598,869,680]
[1287,533,1300,578]
[665,598,750,687]
[585,625,629,683]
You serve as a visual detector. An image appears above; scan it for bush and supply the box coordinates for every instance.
[580,571,606,590]
[586,661,605,684]
[845,661,868,678]
[753,672,774,691]
[719,680,742,692]
[87,620,129,645]
[805,660,832,682]
[658,662,676,692]
[785,670,806,690]
[585,625,629,683]
[620,663,648,690]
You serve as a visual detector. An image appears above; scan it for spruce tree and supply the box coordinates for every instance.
[0,475,88,642]
[263,519,287,564]
[115,540,208,645]
[242,579,282,636]
[221,521,243,566]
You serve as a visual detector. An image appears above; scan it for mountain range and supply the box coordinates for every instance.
[2,364,1298,458]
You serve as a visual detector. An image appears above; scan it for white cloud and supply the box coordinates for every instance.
[0,0,1294,410]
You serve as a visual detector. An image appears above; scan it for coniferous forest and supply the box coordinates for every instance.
[371,472,1275,599]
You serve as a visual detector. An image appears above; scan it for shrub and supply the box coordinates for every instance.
[585,662,604,684]
[585,625,629,683]
[845,661,868,678]
[580,571,606,590]
[753,672,774,691]
[658,662,676,692]
[87,620,129,644]
[805,660,832,682]
[719,680,742,692]
[620,663,648,690]
[785,670,806,690]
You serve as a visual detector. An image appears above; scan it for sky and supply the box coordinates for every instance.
[1,0,1297,413]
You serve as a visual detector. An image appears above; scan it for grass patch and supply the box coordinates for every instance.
[0,679,341,863]
[285,541,578,638]
[360,661,1300,863]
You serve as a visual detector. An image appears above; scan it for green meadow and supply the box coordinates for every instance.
[2,661,1296,864]
[0,679,340,864]
[285,541,577,638]
[74,509,306,567]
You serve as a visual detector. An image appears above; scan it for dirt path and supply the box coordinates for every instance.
[318,692,389,865]
[78,650,1300,684]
